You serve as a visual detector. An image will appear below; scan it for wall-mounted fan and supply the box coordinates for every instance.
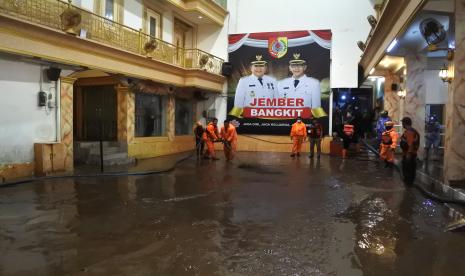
[419,18,446,46]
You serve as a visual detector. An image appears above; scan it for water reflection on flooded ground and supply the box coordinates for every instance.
[1,152,465,275]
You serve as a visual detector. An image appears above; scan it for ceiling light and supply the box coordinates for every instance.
[369,68,375,74]
[387,39,398,52]
[198,15,203,19]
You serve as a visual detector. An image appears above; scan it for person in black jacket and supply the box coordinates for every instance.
[194,121,205,159]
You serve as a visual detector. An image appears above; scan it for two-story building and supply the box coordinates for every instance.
[0,0,228,180]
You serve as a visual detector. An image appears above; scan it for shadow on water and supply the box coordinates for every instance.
[237,163,283,174]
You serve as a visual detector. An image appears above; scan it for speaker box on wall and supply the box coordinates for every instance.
[221,62,233,77]
[46,67,62,81]
[391,83,399,91]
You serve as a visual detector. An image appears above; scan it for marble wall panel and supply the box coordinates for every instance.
[405,53,426,159]
[444,0,465,184]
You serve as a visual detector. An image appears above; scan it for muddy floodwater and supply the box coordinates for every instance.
[1,152,465,275]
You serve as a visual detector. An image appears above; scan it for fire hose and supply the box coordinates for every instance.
[360,139,465,206]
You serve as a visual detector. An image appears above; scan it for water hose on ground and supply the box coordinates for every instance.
[359,139,465,206]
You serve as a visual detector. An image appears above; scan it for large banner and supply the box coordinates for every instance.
[227,30,331,134]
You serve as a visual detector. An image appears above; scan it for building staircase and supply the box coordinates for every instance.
[74,141,135,166]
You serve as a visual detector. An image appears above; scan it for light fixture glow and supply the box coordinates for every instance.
[387,39,398,52]
[341,95,347,100]
[369,68,375,74]
[397,90,406,98]
[439,64,452,83]
[198,15,203,19]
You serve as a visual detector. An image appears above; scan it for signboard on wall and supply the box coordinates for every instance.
[227,30,331,134]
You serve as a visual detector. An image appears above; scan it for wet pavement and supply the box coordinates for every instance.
[1,152,465,276]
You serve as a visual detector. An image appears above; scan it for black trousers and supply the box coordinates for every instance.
[195,138,205,157]
[402,155,417,185]
[309,138,321,156]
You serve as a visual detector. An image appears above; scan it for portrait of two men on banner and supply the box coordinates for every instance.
[227,30,331,135]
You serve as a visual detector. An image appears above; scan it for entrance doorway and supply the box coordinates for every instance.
[74,85,117,141]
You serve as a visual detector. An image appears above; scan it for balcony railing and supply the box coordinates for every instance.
[0,0,224,75]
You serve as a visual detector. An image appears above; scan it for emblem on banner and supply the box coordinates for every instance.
[268,37,288,58]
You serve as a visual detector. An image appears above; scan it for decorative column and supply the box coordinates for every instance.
[167,95,175,141]
[384,72,401,122]
[60,76,76,171]
[444,0,465,185]
[404,53,427,160]
[116,85,135,144]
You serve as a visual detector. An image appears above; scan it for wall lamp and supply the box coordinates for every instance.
[367,15,377,29]
[397,90,406,99]
[439,64,452,83]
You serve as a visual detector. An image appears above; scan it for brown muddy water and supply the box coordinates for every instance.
[1,152,465,275]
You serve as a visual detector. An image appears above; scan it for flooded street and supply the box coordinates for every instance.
[1,152,465,275]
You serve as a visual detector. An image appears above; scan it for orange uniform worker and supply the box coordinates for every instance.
[400,117,420,185]
[379,121,398,167]
[290,117,307,157]
[203,118,220,160]
[220,120,238,161]
[342,123,355,159]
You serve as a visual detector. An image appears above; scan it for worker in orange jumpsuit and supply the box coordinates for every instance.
[220,120,238,161]
[400,117,420,185]
[203,118,220,160]
[290,117,307,157]
[342,123,354,159]
[379,121,398,167]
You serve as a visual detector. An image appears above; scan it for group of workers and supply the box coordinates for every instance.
[195,114,420,185]
[194,118,238,161]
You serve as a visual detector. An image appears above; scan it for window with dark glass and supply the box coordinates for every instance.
[135,93,166,137]
[105,0,114,20]
[175,99,193,135]
[149,17,156,37]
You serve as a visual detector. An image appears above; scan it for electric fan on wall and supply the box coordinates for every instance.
[419,18,446,48]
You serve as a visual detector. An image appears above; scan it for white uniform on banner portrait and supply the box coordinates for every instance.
[230,55,277,118]
[277,53,326,118]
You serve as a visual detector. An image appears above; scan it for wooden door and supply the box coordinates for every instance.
[81,86,117,141]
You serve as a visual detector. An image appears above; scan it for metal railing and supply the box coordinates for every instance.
[0,0,224,74]
[184,48,223,74]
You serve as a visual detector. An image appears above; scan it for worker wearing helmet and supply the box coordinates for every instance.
[376,110,391,146]
[379,121,398,167]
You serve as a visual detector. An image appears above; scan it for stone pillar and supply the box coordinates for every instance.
[116,85,135,144]
[167,95,175,141]
[405,53,426,160]
[444,0,465,185]
[60,76,76,171]
[384,72,401,122]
